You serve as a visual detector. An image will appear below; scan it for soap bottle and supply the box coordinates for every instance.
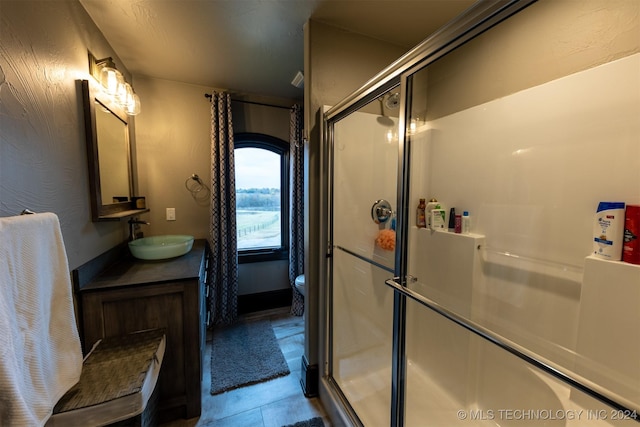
[416,199,426,228]
[448,207,456,232]
[462,211,471,234]
[454,214,462,233]
[430,204,446,229]
[425,198,439,229]
[623,205,640,264]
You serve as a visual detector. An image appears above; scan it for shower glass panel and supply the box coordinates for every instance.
[405,297,636,427]
[330,94,399,426]
[403,0,640,420]
[324,2,638,425]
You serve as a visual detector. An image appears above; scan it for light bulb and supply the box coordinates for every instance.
[126,92,141,115]
[100,67,123,96]
[116,82,132,106]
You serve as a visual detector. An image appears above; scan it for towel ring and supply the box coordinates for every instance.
[184,173,209,206]
[185,174,204,194]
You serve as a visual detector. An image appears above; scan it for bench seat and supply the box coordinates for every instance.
[46,329,165,427]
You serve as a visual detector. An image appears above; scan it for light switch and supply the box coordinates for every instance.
[166,207,176,221]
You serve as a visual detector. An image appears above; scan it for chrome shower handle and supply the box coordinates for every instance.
[371,199,392,224]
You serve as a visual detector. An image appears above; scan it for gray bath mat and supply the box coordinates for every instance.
[211,320,290,395]
[282,417,325,427]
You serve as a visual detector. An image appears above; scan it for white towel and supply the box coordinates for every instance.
[0,213,83,426]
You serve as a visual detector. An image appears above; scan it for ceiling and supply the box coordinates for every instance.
[79,0,475,100]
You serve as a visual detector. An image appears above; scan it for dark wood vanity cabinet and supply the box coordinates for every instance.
[78,240,208,421]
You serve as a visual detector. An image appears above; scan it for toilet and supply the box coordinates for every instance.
[294,274,306,297]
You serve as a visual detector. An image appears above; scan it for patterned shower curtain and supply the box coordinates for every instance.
[207,91,238,325]
[289,104,305,316]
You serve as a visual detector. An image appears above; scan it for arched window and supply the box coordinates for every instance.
[234,133,289,263]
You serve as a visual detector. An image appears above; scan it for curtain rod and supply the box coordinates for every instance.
[204,93,293,110]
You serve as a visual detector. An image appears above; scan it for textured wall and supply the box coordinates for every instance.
[0,1,131,270]
[133,76,211,239]
[0,0,302,288]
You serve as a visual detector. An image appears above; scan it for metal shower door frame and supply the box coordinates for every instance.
[320,2,541,426]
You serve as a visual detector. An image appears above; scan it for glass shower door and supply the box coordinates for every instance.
[324,2,639,426]
[399,1,640,424]
[329,93,400,427]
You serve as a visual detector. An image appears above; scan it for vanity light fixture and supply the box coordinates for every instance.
[88,51,141,115]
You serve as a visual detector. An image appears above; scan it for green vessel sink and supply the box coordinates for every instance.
[129,235,194,260]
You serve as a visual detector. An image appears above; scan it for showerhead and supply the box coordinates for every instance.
[385,92,400,109]
[377,94,397,126]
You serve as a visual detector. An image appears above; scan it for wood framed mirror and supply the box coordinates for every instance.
[80,79,146,221]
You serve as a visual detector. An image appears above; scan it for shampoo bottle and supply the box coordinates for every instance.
[454,214,462,233]
[593,202,625,260]
[430,205,446,230]
[623,205,640,265]
[462,211,471,234]
[416,199,426,228]
[425,198,439,229]
[448,207,456,232]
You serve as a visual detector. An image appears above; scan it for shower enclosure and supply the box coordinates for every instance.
[321,1,640,426]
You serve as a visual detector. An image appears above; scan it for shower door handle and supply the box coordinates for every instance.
[389,275,418,286]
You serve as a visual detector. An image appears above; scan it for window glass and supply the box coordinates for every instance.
[235,146,282,251]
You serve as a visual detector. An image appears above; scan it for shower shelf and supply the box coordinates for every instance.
[413,227,484,239]
[414,228,585,283]
[412,228,609,284]
[480,246,583,284]
[480,246,584,283]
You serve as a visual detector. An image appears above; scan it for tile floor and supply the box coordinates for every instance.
[160,308,331,427]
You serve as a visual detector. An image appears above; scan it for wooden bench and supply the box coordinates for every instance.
[46,329,165,427]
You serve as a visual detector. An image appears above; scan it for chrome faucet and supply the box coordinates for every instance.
[128,218,149,241]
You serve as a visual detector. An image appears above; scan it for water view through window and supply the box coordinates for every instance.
[235,147,281,250]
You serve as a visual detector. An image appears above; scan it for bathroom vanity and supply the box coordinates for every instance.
[76,239,208,422]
